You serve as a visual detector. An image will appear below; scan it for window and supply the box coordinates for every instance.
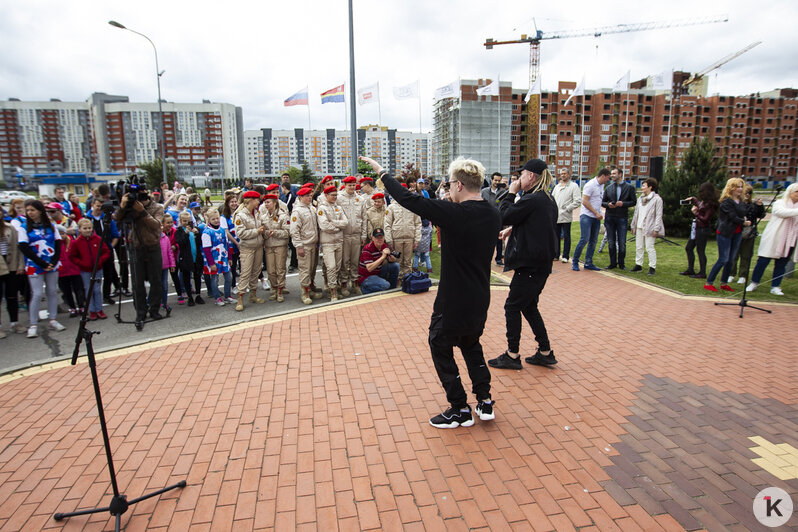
[601,124,610,132]
[600,145,609,153]
[601,135,610,142]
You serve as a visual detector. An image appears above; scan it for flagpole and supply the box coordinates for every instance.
[418,81,422,172]
[664,69,673,163]
[497,75,501,174]
[347,0,358,175]
[377,82,382,126]
[623,82,630,174]
[578,95,584,188]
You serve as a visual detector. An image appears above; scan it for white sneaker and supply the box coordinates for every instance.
[736,277,745,284]
[770,287,784,296]
[27,325,38,338]
[746,282,759,292]
[726,276,734,283]
[225,297,237,304]
[215,297,225,306]
[560,257,568,263]
[49,320,66,332]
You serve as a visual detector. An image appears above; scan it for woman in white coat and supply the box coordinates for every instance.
[630,178,664,275]
[746,183,798,296]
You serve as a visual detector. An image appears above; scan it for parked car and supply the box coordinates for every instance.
[0,190,35,206]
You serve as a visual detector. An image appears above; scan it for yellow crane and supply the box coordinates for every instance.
[683,41,762,96]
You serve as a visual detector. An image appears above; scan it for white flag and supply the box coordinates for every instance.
[433,79,459,100]
[393,80,419,100]
[524,77,541,103]
[357,82,380,105]
[476,78,499,97]
[651,70,673,91]
[613,71,630,92]
[563,76,585,106]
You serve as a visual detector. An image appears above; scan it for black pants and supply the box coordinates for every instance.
[169,269,183,297]
[556,222,571,260]
[58,275,85,309]
[230,250,240,287]
[505,269,551,353]
[428,313,491,409]
[288,241,298,268]
[685,226,711,275]
[0,272,20,323]
[495,239,503,262]
[131,244,162,319]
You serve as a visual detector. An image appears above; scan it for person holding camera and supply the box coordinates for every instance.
[680,182,719,279]
[357,228,400,294]
[115,182,165,325]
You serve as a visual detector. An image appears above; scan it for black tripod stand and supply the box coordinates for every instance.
[715,186,782,318]
[54,209,185,530]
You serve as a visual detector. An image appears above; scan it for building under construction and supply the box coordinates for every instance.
[432,77,798,183]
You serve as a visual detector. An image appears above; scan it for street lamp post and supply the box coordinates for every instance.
[109,20,168,187]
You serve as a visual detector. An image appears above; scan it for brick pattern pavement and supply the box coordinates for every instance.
[0,262,795,530]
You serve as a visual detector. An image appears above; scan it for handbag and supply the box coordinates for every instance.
[401,271,431,294]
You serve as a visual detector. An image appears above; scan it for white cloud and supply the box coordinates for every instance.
[2,0,796,132]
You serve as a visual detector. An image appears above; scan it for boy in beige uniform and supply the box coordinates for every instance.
[262,193,290,302]
[361,193,387,242]
[290,187,321,304]
[233,190,265,310]
[359,177,376,211]
[317,185,348,301]
[337,176,364,296]
[384,185,422,278]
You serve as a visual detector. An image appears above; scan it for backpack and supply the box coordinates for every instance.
[401,271,431,294]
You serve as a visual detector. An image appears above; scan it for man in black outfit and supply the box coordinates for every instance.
[360,155,502,429]
[601,167,636,269]
[488,159,559,371]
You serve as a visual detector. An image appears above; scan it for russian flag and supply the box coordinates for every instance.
[321,84,345,104]
[284,87,309,107]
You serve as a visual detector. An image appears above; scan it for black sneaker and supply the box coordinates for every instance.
[194,296,206,305]
[429,406,474,429]
[187,296,195,307]
[488,352,522,370]
[476,399,495,421]
[630,265,643,272]
[525,349,558,366]
[103,296,115,305]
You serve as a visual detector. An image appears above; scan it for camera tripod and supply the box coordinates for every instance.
[54,209,185,530]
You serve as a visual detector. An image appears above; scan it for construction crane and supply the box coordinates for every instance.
[484,15,728,161]
[484,15,729,88]
[683,41,762,96]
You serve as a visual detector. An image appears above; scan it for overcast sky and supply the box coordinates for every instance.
[3,0,797,133]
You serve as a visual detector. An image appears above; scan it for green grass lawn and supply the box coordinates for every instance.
[423,223,796,304]
[568,222,797,304]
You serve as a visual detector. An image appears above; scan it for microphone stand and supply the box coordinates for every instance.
[715,186,782,318]
[54,208,185,530]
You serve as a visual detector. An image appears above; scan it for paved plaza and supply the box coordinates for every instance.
[0,263,796,531]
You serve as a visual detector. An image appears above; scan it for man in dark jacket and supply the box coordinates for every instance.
[360,155,502,429]
[601,167,637,269]
[489,158,559,371]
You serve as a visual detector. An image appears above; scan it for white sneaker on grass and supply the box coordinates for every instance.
[736,277,745,284]
[746,282,759,292]
[770,287,784,296]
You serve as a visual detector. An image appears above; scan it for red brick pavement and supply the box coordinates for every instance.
[0,262,795,530]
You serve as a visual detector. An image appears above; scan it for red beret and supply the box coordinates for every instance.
[242,191,261,200]
[266,183,279,191]
[297,188,312,196]
[343,176,357,184]
[371,193,385,200]
[359,177,373,184]
[401,183,408,188]
[324,185,337,194]
[301,182,314,188]
[263,193,278,200]
[321,175,333,184]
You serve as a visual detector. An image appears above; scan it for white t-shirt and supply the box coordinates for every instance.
[580,177,604,219]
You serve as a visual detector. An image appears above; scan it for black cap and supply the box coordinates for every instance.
[519,158,547,175]
[372,228,385,237]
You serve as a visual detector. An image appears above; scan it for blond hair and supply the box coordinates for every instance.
[529,168,554,196]
[77,218,93,229]
[719,178,745,202]
[448,157,485,191]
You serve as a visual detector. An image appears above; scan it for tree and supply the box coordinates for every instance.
[285,166,303,184]
[357,157,377,178]
[300,161,314,183]
[138,158,176,192]
[659,137,727,237]
[400,163,421,183]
